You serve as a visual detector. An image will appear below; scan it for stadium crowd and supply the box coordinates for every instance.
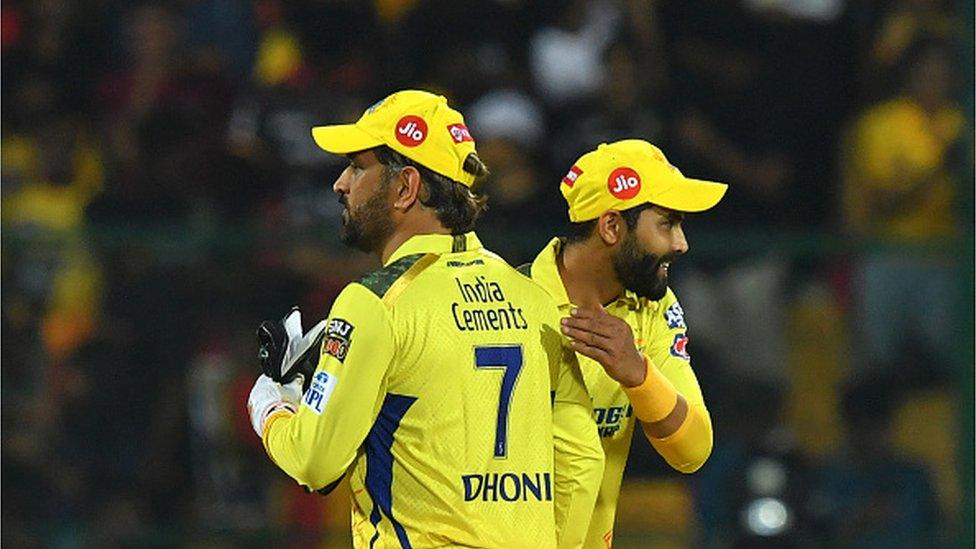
[2,0,970,546]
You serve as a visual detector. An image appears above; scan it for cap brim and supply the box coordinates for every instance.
[311,124,384,155]
[650,178,728,213]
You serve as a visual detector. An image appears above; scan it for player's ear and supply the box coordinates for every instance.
[392,165,422,211]
[596,210,624,246]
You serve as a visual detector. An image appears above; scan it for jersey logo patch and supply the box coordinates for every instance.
[670,333,690,360]
[664,301,686,329]
[323,318,354,362]
[303,371,338,415]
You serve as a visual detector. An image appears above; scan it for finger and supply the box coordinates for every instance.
[562,316,616,339]
[569,339,612,364]
[561,324,612,350]
[569,306,601,320]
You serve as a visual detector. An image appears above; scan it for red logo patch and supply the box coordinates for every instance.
[562,165,583,187]
[447,123,473,143]
[670,333,690,360]
[607,167,641,199]
[395,115,428,147]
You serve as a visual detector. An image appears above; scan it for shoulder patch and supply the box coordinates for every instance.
[664,301,686,329]
[515,263,532,277]
[356,253,428,297]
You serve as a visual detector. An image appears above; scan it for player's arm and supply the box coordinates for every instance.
[544,316,604,549]
[626,350,712,474]
[260,284,396,490]
[560,304,712,474]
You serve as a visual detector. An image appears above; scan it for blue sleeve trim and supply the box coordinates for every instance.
[366,393,418,549]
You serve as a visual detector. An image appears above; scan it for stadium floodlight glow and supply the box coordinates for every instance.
[742,497,792,537]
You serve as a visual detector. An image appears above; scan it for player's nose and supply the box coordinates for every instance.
[333,169,351,194]
[672,226,689,255]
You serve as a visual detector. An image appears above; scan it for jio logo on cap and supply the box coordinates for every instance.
[395,115,427,147]
[608,167,641,199]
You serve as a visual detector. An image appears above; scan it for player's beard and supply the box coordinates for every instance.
[612,232,671,301]
[339,185,395,254]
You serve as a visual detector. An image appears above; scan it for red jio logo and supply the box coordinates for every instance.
[607,167,641,199]
[395,115,428,147]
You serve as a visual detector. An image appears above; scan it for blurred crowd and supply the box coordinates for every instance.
[1,0,970,546]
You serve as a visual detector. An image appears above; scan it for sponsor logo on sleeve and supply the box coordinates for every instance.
[447,123,474,143]
[664,301,686,329]
[303,371,338,415]
[323,318,354,362]
[670,333,690,360]
[562,165,582,187]
[395,115,427,147]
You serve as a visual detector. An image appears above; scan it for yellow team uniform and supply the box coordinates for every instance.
[523,238,713,548]
[263,232,603,548]
[844,97,964,239]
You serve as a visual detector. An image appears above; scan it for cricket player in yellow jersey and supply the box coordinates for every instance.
[520,140,728,548]
[246,90,603,548]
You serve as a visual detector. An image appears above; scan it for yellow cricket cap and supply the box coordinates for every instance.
[311,89,481,187]
[560,139,728,222]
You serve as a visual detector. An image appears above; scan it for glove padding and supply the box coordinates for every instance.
[258,307,328,387]
[247,374,304,437]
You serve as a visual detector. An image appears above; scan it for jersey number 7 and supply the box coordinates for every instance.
[475,345,524,459]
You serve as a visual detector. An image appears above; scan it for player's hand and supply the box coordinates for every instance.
[258,307,327,386]
[560,307,647,388]
[247,374,304,437]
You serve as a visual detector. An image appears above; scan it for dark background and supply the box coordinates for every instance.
[2,0,973,546]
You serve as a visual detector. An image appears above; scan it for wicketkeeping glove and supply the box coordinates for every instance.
[257,307,328,387]
[247,374,303,437]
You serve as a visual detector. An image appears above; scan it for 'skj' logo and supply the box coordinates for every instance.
[608,167,641,199]
[395,115,427,147]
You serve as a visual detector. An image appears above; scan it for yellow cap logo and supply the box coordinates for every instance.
[395,115,427,147]
[608,167,641,199]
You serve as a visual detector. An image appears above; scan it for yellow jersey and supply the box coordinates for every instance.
[522,238,712,548]
[844,97,964,239]
[263,232,603,548]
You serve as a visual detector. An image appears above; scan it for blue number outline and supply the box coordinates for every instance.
[474,345,524,459]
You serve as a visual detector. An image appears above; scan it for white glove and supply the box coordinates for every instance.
[258,307,328,383]
[247,374,304,437]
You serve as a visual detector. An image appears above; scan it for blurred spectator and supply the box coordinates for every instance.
[225,3,361,230]
[528,0,621,110]
[2,111,106,362]
[863,0,959,99]
[810,373,940,547]
[842,38,965,376]
[659,0,857,390]
[547,39,664,176]
[94,2,236,223]
[466,86,556,262]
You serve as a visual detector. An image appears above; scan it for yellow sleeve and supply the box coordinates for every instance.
[638,291,713,473]
[545,311,604,548]
[263,283,396,489]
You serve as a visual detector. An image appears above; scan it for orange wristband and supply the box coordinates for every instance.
[623,356,679,423]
